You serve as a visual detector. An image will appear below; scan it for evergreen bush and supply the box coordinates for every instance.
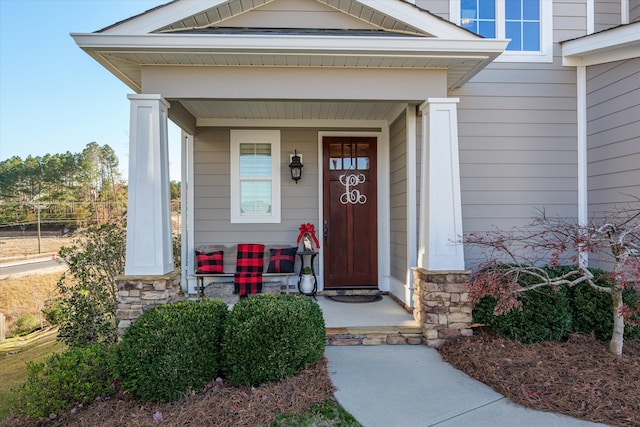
[473,285,573,343]
[222,294,325,386]
[56,223,125,347]
[473,265,640,343]
[10,313,40,336]
[116,299,228,402]
[568,269,640,341]
[13,344,117,419]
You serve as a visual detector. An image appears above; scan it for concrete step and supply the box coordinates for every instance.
[326,325,424,346]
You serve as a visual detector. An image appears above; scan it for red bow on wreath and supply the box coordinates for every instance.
[297,223,321,249]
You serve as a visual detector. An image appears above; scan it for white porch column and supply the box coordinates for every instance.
[418,98,465,271]
[125,94,173,276]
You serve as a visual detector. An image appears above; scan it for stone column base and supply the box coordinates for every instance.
[116,270,182,335]
[412,268,473,348]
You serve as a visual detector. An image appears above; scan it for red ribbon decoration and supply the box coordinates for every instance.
[297,223,320,249]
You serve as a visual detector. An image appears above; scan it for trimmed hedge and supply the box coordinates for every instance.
[568,268,640,341]
[473,286,573,343]
[473,265,640,343]
[222,294,325,386]
[116,299,228,402]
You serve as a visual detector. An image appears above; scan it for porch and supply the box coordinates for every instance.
[318,293,424,346]
[116,266,472,347]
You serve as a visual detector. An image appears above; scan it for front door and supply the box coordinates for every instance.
[322,136,378,288]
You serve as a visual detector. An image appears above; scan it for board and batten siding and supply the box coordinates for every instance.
[586,58,640,213]
[450,0,590,267]
[193,127,319,247]
[389,111,408,283]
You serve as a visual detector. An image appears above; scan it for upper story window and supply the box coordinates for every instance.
[230,130,281,223]
[455,0,552,62]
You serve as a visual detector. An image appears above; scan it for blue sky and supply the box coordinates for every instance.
[0,0,182,180]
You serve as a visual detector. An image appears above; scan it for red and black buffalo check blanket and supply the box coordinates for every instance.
[234,244,265,296]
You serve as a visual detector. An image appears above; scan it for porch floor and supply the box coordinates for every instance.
[316,294,423,346]
[316,294,416,328]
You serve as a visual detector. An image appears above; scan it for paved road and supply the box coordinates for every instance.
[0,258,66,276]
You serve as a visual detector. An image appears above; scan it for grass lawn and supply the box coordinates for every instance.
[0,328,66,420]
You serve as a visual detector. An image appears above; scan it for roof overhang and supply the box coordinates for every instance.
[561,22,640,66]
[72,32,508,91]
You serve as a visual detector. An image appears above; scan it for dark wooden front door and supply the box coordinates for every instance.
[322,137,378,288]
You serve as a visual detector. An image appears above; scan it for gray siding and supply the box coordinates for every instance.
[594,0,622,31]
[415,0,450,20]
[193,128,319,246]
[631,0,640,22]
[220,0,378,30]
[389,112,408,282]
[453,0,589,266]
[587,58,640,213]
[455,61,579,236]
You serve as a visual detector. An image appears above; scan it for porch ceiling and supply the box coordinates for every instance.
[178,99,406,124]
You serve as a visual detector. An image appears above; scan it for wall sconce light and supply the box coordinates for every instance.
[289,150,303,183]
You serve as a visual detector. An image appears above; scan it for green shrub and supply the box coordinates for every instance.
[116,299,228,402]
[56,223,125,347]
[10,313,40,335]
[568,269,640,341]
[473,265,640,343]
[13,344,117,419]
[473,285,573,343]
[42,299,65,326]
[222,294,325,386]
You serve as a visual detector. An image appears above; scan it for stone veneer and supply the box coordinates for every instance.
[116,270,182,335]
[412,268,473,347]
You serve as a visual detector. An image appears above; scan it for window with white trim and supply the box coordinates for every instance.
[455,0,552,62]
[230,130,281,223]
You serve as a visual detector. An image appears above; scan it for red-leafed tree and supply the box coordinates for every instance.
[463,205,640,356]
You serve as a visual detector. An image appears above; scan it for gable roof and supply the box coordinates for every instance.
[73,0,508,91]
[98,0,474,38]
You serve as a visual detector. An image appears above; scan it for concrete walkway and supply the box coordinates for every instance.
[324,345,607,427]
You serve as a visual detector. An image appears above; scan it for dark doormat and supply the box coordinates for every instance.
[325,293,382,303]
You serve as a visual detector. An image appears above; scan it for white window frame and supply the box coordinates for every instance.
[230,130,281,223]
[451,0,553,63]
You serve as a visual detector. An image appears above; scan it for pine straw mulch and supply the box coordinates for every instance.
[438,331,640,427]
[1,359,335,427]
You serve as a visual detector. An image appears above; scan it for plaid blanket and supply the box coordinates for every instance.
[234,273,262,296]
[234,244,265,295]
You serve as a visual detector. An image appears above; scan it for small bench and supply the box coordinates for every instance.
[192,244,298,300]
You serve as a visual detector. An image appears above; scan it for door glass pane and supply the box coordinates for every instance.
[329,144,342,170]
[343,143,355,170]
[240,181,272,214]
[240,143,271,177]
[356,144,370,170]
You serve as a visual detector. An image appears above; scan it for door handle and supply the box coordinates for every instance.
[323,227,328,238]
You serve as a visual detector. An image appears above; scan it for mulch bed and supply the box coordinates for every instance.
[438,331,640,427]
[1,359,335,427]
